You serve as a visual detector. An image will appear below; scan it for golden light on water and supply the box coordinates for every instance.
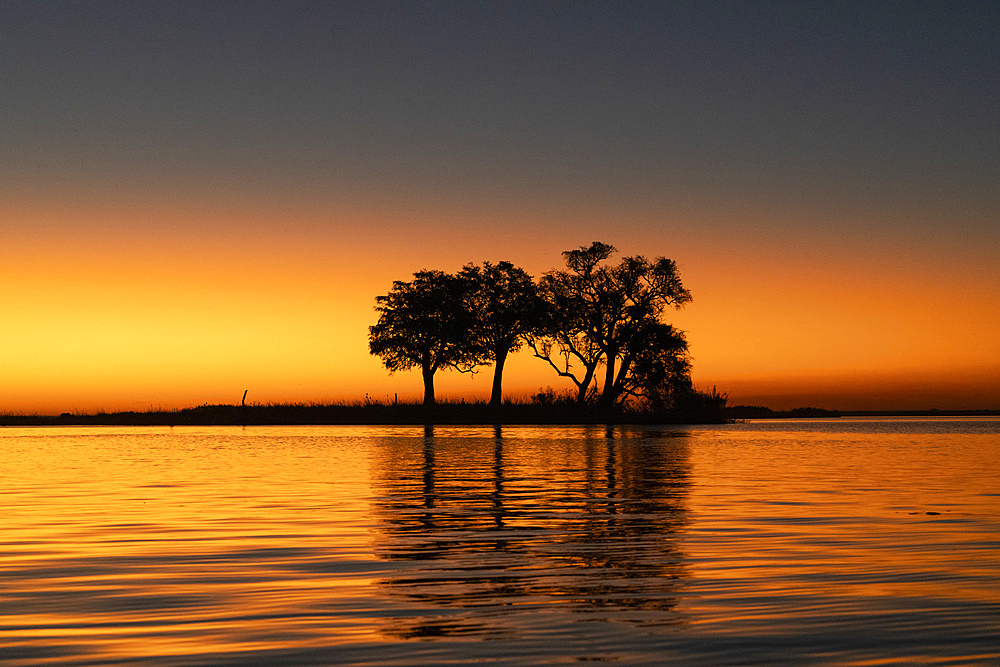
[1,424,999,663]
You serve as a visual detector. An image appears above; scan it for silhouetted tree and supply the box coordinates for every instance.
[460,261,543,408]
[369,270,478,405]
[621,322,692,409]
[530,242,692,409]
[528,244,609,404]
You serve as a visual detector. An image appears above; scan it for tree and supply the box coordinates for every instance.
[528,245,610,404]
[530,242,692,408]
[368,270,477,405]
[460,261,543,407]
[618,322,692,409]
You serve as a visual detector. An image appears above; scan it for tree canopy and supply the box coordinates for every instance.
[529,242,692,409]
[459,261,543,407]
[368,242,698,417]
[368,270,477,405]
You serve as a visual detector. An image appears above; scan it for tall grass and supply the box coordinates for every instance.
[1,387,729,426]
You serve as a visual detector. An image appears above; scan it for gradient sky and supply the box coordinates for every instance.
[3,1,999,413]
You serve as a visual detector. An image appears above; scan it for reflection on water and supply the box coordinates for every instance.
[370,427,689,640]
[0,420,998,665]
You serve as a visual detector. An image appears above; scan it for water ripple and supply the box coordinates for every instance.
[0,422,998,665]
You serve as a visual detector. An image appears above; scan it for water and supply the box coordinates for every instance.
[1,419,998,665]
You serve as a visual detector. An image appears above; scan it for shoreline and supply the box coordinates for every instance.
[0,401,722,427]
[2,403,997,427]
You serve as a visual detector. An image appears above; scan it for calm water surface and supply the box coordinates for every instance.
[1,419,998,665]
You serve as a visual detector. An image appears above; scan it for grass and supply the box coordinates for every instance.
[0,392,730,427]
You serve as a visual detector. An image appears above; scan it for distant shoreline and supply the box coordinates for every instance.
[2,402,997,427]
[724,406,1000,420]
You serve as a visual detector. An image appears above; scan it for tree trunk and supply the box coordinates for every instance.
[489,352,507,407]
[576,362,597,405]
[422,365,436,405]
[601,348,619,407]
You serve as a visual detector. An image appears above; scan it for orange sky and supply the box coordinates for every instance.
[3,191,998,414]
[3,3,998,414]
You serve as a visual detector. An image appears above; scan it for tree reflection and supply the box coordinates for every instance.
[369,427,691,639]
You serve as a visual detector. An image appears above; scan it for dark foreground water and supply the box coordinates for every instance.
[1,419,998,665]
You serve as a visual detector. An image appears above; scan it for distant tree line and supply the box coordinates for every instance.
[368,241,715,418]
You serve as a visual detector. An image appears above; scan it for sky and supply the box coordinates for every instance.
[2,0,999,413]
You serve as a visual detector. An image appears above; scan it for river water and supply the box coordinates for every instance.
[1,419,998,665]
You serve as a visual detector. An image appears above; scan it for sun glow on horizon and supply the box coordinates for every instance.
[3,193,999,415]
